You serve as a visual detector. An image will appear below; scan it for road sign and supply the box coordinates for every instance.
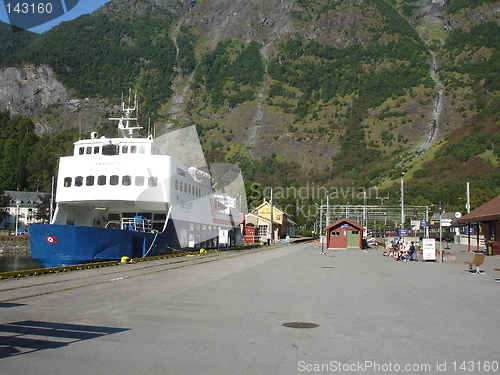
[440,218,452,227]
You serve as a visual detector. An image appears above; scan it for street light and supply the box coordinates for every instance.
[14,199,21,236]
[400,173,405,229]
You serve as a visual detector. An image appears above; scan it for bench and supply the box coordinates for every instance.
[464,253,485,274]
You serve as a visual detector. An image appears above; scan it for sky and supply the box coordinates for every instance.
[1,0,112,33]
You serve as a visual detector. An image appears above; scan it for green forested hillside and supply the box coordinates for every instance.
[0,0,498,222]
[3,13,177,115]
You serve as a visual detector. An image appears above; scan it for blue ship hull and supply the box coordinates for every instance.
[29,224,173,268]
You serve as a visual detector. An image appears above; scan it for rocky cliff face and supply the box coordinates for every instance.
[0,64,113,135]
[0,65,68,117]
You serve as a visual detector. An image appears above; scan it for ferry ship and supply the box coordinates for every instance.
[29,95,244,267]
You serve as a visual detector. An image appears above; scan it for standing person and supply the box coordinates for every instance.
[266,233,271,246]
[410,241,417,261]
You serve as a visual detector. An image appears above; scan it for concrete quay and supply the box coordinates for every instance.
[0,242,499,375]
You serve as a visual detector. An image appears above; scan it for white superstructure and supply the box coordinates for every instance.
[52,96,223,235]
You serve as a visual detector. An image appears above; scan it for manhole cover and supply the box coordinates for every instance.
[282,322,319,329]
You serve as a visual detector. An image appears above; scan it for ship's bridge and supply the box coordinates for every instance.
[73,136,160,157]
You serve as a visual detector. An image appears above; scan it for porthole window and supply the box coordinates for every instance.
[86,176,95,186]
[110,175,119,186]
[97,175,106,186]
[64,177,72,187]
[75,176,83,187]
[135,176,144,186]
[122,175,131,186]
[148,177,158,187]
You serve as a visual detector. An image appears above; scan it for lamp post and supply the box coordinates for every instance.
[14,199,20,236]
[438,202,443,262]
[400,174,405,229]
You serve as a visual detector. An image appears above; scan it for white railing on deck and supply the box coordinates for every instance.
[121,217,152,232]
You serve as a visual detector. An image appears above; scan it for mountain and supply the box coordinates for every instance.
[0,0,498,215]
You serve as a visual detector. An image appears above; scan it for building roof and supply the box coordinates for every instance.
[430,212,457,222]
[3,191,49,208]
[457,194,500,224]
[252,200,285,215]
[323,218,364,232]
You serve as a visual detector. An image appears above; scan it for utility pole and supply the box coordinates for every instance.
[270,188,273,244]
[400,175,405,228]
[466,182,470,213]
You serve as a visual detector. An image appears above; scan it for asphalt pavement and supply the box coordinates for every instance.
[0,242,499,375]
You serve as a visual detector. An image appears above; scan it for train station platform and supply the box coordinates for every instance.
[1,242,499,374]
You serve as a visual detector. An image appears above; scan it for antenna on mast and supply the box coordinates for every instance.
[109,90,142,138]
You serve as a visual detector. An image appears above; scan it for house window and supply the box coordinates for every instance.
[258,225,268,236]
[331,232,341,236]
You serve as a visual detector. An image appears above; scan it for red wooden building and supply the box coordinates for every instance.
[457,194,500,255]
[324,219,364,249]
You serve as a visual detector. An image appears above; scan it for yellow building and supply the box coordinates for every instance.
[244,201,296,242]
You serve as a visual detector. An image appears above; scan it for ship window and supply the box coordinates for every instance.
[154,214,167,221]
[122,175,131,186]
[64,177,72,187]
[86,147,92,155]
[177,168,185,177]
[79,147,84,155]
[131,146,137,153]
[97,175,106,186]
[75,176,83,187]
[139,146,145,154]
[135,176,144,186]
[94,146,100,154]
[86,176,95,186]
[102,144,119,156]
[122,145,128,154]
[175,179,179,190]
[110,175,119,186]
[180,181,183,192]
[148,177,158,187]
